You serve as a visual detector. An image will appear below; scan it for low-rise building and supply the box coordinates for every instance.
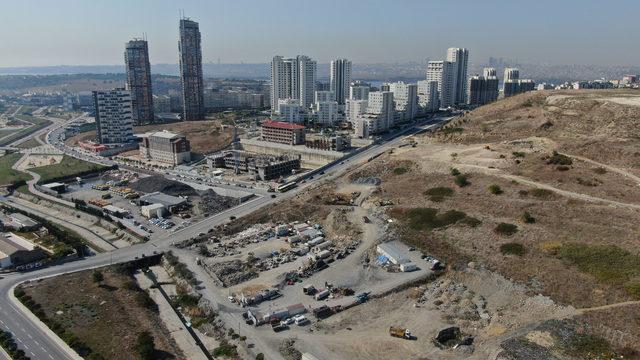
[208,150,301,180]
[141,203,167,218]
[376,242,410,265]
[139,192,188,212]
[8,213,40,231]
[139,130,191,166]
[305,135,351,151]
[261,120,306,145]
[0,233,47,269]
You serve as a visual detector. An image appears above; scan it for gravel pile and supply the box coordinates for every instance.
[131,175,197,196]
[196,189,237,215]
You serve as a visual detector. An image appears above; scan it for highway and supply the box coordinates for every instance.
[0,115,453,359]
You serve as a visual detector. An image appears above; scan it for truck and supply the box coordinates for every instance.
[389,326,413,340]
[314,289,331,301]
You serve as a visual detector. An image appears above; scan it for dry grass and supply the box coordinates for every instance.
[21,267,182,360]
[66,120,233,155]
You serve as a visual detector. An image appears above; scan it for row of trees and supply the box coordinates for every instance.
[0,329,30,360]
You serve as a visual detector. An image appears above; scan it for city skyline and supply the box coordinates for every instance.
[1,0,639,68]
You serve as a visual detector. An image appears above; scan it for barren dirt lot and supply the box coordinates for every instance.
[20,267,184,360]
[264,89,640,359]
[66,120,233,155]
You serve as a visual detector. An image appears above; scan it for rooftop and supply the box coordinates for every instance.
[9,213,39,228]
[262,120,305,130]
[139,192,187,207]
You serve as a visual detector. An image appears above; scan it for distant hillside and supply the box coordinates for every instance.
[439,89,640,169]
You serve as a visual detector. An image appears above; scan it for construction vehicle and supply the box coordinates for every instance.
[389,326,413,340]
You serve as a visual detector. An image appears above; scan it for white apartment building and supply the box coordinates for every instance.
[312,101,339,125]
[417,80,440,112]
[349,81,370,100]
[314,91,334,103]
[346,99,368,124]
[426,61,455,108]
[277,99,304,123]
[446,47,469,105]
[355,91,394,136]
[93,88,134,144]
[330,59,352,105]
[271,55,317,112]
[298,55,317,109]
[387,82,418,122]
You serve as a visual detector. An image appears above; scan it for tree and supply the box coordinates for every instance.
[256,354,265,360]
[488,184,503,195]
[135,331,155,360]
[92,270,104,285]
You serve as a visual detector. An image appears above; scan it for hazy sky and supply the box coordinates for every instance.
[1,0,639,67]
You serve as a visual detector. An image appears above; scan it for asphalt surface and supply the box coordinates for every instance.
[0,115,452,359]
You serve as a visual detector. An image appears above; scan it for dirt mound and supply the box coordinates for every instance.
[131,175,197,196]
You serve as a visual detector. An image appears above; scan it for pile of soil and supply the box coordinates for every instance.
[131,175,197,196]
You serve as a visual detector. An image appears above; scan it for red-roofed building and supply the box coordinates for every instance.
[261,120,306,145]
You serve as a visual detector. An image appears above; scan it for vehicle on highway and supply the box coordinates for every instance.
[277,182,297,192]
[229,216,236,220]
[270,194,277,198]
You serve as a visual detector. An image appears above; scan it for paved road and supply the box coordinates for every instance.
[0,116,452,359]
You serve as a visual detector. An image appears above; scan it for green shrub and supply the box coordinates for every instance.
[488,184,503,195]
[531,188,553,199]
[135,291,158,313]
[461,216,482,227]
[393,167,408,175]
[592,167,607,174]
[494,223,518,236]
[405,208,469,231]
[450,168,461,176]
[500,243,526,256]
[256,354,265,360]
[424,187,454,202]
[522,211,536,224]
[454,174,470,187]
[547,151,572,165]
[135,332,155,360]
[512,151,526,158]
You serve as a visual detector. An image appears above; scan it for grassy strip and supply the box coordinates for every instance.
[0,153,31,186]
[30,156,111,184]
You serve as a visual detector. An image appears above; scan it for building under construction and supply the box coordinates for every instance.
[208,150,301,181]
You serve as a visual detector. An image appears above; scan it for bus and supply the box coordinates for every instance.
[277,182,297,192]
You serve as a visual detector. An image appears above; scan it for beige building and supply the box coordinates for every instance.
[139,130,191,165]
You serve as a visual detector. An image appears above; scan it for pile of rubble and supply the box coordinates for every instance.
[417,279,491,326]
[205,260,258,287]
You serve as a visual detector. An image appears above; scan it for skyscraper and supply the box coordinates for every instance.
[270,55,317,113]
[426,61,455,108]
[179,18,205,121]
[330,59,352,105]
[93,88,133,144]
[468,72,499,106]
[298,55,317,109]
[446,47,469,105]
[503,68,520,82]
[125,39,154,125]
